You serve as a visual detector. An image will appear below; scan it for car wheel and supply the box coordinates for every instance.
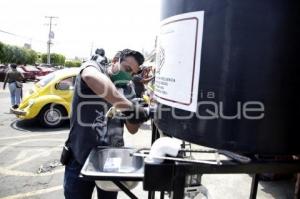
[39,105,66,128]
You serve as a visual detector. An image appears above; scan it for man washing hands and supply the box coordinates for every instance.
[63,49,149,199]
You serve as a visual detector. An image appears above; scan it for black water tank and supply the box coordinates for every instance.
[154,0,300,154]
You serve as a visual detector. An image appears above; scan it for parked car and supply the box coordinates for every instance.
[35,66,55,77]
[11,68,80,127]
[38,63,57,70]
[20,65,42,80]
[0,65,29,82]
[39,64,52,67]
[16,67,34,81]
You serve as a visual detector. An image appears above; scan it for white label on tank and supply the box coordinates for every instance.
[154,11,204,112]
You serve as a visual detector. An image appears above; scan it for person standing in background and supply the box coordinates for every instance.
[91,48,108,66]
[132,66,154,98]
[3,63,24,109]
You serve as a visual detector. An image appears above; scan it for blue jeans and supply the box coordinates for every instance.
[64,158,118,199]
[8,82,21,106]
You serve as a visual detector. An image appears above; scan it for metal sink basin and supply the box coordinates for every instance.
[81,147,144,191]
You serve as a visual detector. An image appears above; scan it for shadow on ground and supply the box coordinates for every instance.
[10,119,70,133]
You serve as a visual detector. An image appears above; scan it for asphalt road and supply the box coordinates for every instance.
[0,82,296,199]
[0,82,153,199]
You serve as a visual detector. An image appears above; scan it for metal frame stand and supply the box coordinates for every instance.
[249,174,259,199]
[147,119,166,199]
[144,154,300,199]
[146,122,300,199]
[112,181,138,199]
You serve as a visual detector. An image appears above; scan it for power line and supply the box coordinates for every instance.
[0,29,45,44]
[0,29,17,36]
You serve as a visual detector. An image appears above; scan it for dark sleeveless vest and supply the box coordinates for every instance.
[69,61,126,165]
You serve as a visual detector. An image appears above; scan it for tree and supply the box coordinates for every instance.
[3,45,14,63]
[0,42,4,63]
[41,53,66,66]
[65,60,81,67]
[12,46,25,64]
[0,42,38,64]
[27,49,38,64]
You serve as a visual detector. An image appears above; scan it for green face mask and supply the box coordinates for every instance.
[110,70,132,86]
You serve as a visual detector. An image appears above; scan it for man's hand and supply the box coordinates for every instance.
[121,98,150,124]
[125,121,140,134]
[131,98,147,107]
[122,106,150,124]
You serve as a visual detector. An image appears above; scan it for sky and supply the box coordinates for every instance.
[0,0,160,60]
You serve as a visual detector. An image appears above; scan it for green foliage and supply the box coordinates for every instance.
[27,49,38,64]
[41,53,66,66]
[64,60,81,67]
[35,52,43,64]
[0,42,38,64]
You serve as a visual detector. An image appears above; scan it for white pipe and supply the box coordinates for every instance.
[146,137,181,164]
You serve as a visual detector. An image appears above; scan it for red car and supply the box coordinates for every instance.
[17,67,33,81]
[36,66,55,76]
[20,65,41,80]
[0,65,31,82]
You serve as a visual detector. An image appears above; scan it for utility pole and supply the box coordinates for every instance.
[45,16,58,65]
[90,42,94,57]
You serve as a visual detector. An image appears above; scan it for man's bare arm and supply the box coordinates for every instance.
[81,66,132,110]
[3,73,8,89]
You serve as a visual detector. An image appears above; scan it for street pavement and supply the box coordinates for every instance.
[0,82,295,199]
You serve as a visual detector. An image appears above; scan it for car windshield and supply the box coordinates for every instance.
[37,72,55,87]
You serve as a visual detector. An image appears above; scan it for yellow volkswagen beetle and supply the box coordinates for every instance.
[12,67,80,127]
